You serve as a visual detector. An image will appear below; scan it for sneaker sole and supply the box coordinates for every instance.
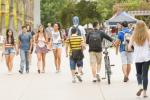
[136,89,143,96]
[76,76,82,82]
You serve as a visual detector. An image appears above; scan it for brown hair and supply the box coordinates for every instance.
[35,25,46,43]
[132,20,150,46]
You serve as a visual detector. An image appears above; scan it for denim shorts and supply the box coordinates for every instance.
[4,48,15,55]
[70,57,83,70]
[120,51,133,65]
[52,43,62,49]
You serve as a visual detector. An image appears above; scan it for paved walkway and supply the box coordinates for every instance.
[0,47,149,100]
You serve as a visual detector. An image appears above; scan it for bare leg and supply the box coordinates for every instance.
[9,55,14,72]
[127,64,131,77]
[53,49,58,71]
[5,55,10,72]
[122,64,128,77]
[42,53,46,73]
[57,48,61,71]
[37,53,42,72]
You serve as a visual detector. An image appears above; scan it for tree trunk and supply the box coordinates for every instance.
[33,0,41,29]
[23,0,30,25]
[8,0,15,31]
[30,0,34,27]
[16,0,22,31]
[1,0,6,35]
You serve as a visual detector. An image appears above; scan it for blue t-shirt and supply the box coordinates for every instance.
[117,28,132,52]
[19,32,32,51]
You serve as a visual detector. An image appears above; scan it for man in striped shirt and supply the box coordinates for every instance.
[66,27,84,83]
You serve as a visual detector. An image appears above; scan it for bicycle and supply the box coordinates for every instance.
[102,46,114,84]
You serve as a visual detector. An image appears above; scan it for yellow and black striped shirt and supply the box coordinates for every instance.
[66,35,83,55]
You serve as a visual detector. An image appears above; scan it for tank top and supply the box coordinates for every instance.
[37,36,46,48]
[52,31,61,44]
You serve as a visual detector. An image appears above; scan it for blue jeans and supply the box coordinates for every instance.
[70,57,83,70]
[135,61,150,90]
[20,49,29,72]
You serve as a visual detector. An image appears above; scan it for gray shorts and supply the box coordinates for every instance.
[120,51,133,65]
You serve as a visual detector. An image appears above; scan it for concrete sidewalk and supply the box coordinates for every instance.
[0,48,149,100]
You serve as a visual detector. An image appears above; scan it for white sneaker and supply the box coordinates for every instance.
[75,73,83,82]
[8,72,13,75]
[56,70,61,73]
[96,74,101,82]
[72,77,76,83]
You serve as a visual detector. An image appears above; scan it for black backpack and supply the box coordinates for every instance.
[69,39,84,61]
[89,30,101,51]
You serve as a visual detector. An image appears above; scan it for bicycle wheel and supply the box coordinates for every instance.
[105,56,111,84]
[107,73,111,84]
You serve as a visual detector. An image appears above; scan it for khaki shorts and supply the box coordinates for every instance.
[90,52,102,66]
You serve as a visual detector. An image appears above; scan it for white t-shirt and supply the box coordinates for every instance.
[68,25,86,37]
[133,40,150,63]
[52,31,61,44]
[46,27,53,38]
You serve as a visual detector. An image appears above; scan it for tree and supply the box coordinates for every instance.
[16,0,23,31]
[40,0,69,26]
[1,0,6,34]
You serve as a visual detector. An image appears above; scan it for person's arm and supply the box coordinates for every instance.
[86,33,90,44]
[18,35,21,50]
[65,38,69,57]
[45,33,49,44]
[49,32,52,49]
[14,39,18,55]
[102,32,113,42]
[29,35,33,53]
[115,32,121,55]
[80,37,85,50]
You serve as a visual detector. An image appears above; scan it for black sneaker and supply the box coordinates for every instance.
[19,70,23,74]
[124,76,129,82]
[92,78,97,83]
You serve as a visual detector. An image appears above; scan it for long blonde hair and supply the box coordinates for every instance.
[132,20,150,46]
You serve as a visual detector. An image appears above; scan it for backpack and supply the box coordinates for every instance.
[72,26,81,36]
[123,31,134,52]
[89,30,101,51]
[69,39,84,61]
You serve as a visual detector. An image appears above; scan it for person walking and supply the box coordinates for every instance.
[68,16,86,75]
[46,23,53,50]
[115,21,133,82]
[50,22,63,73]
[18,26,32,74]
[35,25,48,74]
[3,29,17,74]
[66,27,84,83]
[86,21,115,82]
[128,20,150,97]
[27,24,35,65]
